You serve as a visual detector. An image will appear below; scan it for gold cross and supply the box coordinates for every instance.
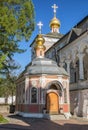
[37,21,43,34]
[52,4,58,17]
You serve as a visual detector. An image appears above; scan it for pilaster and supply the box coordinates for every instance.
[25,74,29,104]
[77,53,85,80]
[65,60,71,76]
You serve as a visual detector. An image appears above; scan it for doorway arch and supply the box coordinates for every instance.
[45,80,63,114]
[46,80,64,91]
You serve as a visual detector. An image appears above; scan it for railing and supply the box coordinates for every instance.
[70,79,88,91]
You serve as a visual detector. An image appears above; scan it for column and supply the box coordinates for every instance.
[77,53,85,80]
[25,74,29,104]
[65,60,71,76]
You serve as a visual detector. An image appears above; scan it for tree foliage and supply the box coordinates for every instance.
[0,0,35,74]
[0,72,17,104]
[0,0,35,40]
[0,0,35,100]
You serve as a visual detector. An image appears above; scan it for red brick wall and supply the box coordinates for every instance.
[63,104,69,112]
[16,104,44,113]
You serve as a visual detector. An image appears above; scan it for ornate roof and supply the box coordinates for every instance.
[28,57,68,76]
[50,17,60,28]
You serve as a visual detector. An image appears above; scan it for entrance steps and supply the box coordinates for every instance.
[43,114,66,120]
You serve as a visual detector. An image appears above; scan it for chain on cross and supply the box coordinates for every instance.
[52,4,58,17]
[37,21,43,34]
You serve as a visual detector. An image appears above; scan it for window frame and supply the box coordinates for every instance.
[30,87,38,104]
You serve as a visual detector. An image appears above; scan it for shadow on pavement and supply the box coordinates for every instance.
[0,114,88,130]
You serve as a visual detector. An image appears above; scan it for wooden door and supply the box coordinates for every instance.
[46,92,59,114]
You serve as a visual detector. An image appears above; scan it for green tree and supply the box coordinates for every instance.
[0,72,17,104]
[0,0,35,106]
[0,54,7,69]
[0,0,35,74]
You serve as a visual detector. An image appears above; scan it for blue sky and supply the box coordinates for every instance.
[14,0,88,74]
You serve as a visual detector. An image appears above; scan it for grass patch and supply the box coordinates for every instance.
[0,114,8,123]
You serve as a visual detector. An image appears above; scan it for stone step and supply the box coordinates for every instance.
[43,114,66,120]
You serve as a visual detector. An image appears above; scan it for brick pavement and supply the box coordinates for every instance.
[0,114,88,130]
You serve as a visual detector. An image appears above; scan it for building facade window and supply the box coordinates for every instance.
[31,87,37,103]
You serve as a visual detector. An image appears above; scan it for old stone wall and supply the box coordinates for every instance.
[70,89,88,117]
[0,105,10,113]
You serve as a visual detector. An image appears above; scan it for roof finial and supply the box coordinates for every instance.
[52,4,58,17]
[37,21,43,34]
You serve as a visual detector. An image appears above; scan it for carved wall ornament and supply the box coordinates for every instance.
[31,80,37,87]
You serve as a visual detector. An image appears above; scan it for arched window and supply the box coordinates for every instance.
[31,87,37,103]
[70,60,79,83]
[83,53,88,80]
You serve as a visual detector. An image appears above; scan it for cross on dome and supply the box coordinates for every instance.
[37,21,43,34]
[52,4,58,17]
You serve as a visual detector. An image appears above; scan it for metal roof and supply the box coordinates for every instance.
[28,57,68,76]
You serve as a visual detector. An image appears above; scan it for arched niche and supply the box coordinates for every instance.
[83,52,88,80]
[70,59,79,83]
